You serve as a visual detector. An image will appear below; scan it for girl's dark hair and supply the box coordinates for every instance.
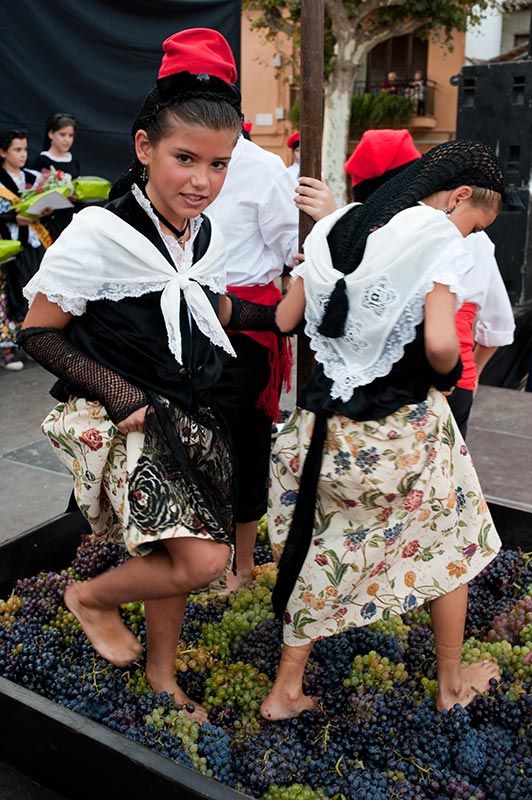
[43,112,77,150]
[0,128,28,162]
[110,89,242,200]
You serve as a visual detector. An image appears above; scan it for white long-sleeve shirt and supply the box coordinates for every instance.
[461,231,515,347]
[206,136,299,286]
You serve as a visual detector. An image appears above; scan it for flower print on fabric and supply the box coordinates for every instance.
[268,389,501,646]
[42,395,234,557]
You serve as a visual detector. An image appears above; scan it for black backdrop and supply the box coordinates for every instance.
[0,0,241,180]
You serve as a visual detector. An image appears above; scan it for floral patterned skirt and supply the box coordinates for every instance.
[268,389,501,646]
[0,263,21,347]
[43,396,235,557]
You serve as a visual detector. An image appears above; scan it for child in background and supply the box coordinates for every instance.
[0,128,48,370]
[32,113,80,179]
[286,131,300,183]
[32,113,80,238]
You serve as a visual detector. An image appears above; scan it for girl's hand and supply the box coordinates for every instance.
[117,405,149,434]
[295,176,337,221]
[16,215,30,226]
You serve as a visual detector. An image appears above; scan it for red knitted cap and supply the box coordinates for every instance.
[287,130,300,149]
[158,28,237,85]
[344,129,421,186]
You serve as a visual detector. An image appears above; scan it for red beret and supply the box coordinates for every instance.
[159,28,237,85]
[344,129,421,186]
[242,121,253,133]
[287,130,300,149]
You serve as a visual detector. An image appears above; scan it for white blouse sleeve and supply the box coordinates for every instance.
[475,260,515,347]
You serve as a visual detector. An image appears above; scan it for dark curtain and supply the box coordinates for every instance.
[0,0,241,180]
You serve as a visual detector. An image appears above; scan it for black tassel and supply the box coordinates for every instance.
[317,277,348,338]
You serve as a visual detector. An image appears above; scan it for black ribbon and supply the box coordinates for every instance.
[317,277,349,339]
[272,411,330,619]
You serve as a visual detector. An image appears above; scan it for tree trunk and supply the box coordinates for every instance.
[322,52,359,206]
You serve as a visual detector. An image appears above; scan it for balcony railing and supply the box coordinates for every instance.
[353,79,436,117]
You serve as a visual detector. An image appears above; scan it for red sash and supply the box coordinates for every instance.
[455,302,478,390]
[227,281,293,421]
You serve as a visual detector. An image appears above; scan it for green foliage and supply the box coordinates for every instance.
[242,1,497,69]
[291,92,413,134]
[349,92,413,135]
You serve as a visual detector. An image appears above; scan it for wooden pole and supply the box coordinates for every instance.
[296,0,325,393]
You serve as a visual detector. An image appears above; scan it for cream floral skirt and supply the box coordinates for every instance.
[43,396,235,557]
[268,389,501,646]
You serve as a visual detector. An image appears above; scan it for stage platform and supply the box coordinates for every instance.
[467,385,531,548]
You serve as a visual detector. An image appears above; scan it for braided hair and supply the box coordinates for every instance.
[110,72,242,200]
[319,139,505,338]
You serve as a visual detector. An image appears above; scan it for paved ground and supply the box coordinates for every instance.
[0,361,72,544]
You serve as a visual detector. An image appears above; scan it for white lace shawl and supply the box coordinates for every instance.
[293,203,474,402]
[23,205,236,365]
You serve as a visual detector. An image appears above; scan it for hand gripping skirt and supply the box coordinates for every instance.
[42,395,235,557]
[268,389,501,646]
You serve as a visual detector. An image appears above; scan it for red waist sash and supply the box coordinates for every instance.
[227,281,293,420]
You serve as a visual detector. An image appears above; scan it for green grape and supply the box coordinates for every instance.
[256,514,269,544]
[121,600,146,635]
[462,637,532,681]
[200,571,275,660]
[369,615,410,642]
[0,595,22,628]
[261,785,328,800]
[144,706,211,776]
[343,651,408,692]
[203,661,271,724]
[42,606,79,637]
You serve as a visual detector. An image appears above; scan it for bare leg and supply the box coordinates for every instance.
[260,642,317,720]
[431,584,500,711]
[144,596,208,723]
[215,520,257,595]
[65,538,229,667]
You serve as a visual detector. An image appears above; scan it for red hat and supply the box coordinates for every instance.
[287,130,300,149]
[344,129,421,186]
[159,28,237,85]
[242,121,253,133]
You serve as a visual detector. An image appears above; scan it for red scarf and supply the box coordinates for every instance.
[227,281,293,421]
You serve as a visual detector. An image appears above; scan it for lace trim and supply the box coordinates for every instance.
[305,275,464,402]
[23,274,171,316]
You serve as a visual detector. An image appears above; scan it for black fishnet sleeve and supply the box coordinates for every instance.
[226,294,303,335]
[17,327,148,423]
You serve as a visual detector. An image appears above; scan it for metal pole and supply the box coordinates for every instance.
[296,0,325,393]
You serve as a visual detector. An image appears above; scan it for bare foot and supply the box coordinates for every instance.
[64,583,142,668]
[437,660,501,711]
[209,571,253,597]
[260,689,318,721]
[146,672,208,723]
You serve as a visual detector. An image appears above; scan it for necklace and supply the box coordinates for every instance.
[141,185,190,244]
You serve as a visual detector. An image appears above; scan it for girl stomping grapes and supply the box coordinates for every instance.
[261,140,504,720]
[18,29,279,722]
